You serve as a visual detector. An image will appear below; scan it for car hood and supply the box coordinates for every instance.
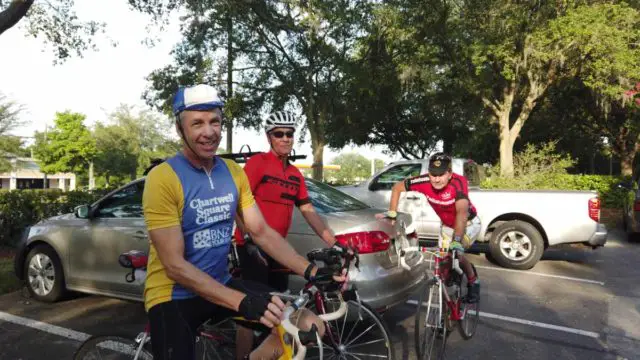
[36,212,75,224]
[290,207,414,237]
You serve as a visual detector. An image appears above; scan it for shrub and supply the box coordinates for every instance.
[481,142,629,208]
[0,188,113,247]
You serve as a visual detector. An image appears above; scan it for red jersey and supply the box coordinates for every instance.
[404,173,477,228]
[234,151,310,245]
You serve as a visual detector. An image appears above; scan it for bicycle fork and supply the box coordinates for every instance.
[133,325,151,360]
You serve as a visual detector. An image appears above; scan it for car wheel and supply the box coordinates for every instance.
[489,220,544,270]
[23,244,67,302]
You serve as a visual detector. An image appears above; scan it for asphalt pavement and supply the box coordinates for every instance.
[1,228,639,360]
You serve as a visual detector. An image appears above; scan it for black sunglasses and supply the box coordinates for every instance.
[271,130,294,138]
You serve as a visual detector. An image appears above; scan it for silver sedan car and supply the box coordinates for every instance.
[13,177,426,312]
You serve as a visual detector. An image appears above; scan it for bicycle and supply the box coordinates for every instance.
[396,223,480,360]
[73,246,394,359]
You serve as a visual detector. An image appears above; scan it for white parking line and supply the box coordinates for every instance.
[0,311,90,342]
[406,300,600,339]
[420,257,605,286]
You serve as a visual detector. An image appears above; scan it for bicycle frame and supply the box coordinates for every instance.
[428,249,465,322]
[120,247,353,360]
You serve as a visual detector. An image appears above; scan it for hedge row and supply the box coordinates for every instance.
[0,189,113,247]
[0,174,632,247]
[480,174,632,208]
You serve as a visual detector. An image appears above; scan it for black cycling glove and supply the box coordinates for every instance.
[238,293,273,321]
[331,241,349,254]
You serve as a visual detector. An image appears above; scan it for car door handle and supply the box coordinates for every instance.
[406,196,419,200]
[133,232,148,239]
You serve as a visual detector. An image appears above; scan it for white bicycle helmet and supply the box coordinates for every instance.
[172,84,224,116]
[264,111,297,133]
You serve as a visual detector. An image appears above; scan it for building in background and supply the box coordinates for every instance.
[0,154,76,191]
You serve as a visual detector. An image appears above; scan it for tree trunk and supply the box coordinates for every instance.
[620,140,639,177]
[311,140,324,181]
[309,109,326,181]
[498,110,515,177]
[225,13,233,152]
[0,0,33,36]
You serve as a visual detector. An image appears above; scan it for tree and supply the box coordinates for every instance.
[0,92,23,136]
[330,152,372,185]
[32,111,96,180]
[0,92,25,172]
[134,0,257,152]
[93,104,180,187]
[0,0,106,62]
[536,4,640,177]
[462,1,640,177]
[135,0,373,181]
[326,0,487,160]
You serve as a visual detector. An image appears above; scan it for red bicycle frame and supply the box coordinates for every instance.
[429,249,464,322]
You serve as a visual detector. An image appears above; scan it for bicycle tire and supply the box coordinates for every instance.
[74,334,153,360]
[307,298,395,359]
[414,280,447,360]
[196,317,238,360]
[458,264,480,340]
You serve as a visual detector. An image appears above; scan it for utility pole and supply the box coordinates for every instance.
[43,125,48,189]
[225,9,234,152]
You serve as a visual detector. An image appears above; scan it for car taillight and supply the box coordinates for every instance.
[588,197,600,222]
[634,200,640,212]
[335,231,391,254]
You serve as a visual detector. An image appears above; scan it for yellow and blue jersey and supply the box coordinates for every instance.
[142,152,255,311]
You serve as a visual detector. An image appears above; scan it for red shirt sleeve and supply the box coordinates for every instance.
[450,174,469,200]
[295,170,311,206]
[404,174,429,192]
[242,154,263,193]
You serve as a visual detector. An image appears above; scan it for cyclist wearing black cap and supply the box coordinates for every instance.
[379,152,481,303]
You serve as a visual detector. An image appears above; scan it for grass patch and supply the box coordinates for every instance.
[0,257,21,295]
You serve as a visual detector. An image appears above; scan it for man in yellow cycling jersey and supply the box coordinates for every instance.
[142,84,343,359]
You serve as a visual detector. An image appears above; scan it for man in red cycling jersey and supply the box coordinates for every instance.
[379,152,481,303]
[233,111,345,359]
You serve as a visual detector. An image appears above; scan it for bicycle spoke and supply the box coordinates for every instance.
[344,323,377,347]
[346,352,388,358]
[344,337,387,349]
[345,353,365,360]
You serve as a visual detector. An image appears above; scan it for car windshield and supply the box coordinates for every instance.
[305,178,370,213]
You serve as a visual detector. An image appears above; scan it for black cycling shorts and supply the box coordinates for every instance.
[147,278,274,360]
[236,244,290,292]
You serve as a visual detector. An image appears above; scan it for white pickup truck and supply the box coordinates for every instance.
[338,158,608,270]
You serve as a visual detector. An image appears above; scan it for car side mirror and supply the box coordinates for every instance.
[75,205,90,219]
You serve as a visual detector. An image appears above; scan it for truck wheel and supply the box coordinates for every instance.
[23,244,67,302]
[489,221,544,270]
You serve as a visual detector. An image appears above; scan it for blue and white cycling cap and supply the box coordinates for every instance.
[172,84,224,116]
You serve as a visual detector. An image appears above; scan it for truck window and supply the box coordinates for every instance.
[369,164,422,191]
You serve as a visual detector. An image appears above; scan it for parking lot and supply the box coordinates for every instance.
[1,228,639,360]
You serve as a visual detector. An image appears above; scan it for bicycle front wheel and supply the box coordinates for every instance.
[74,335,153,360]
[459,264,480,339]
[415,280,447,360]
[307,298,395,359]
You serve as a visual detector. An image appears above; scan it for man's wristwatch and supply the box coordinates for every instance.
[304,263,316,281]
[385,210,397,219]
[453,234,463,243]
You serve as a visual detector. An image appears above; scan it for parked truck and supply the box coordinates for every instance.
[338,158,608,270]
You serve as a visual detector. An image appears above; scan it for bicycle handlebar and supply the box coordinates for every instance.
[281,291,348,360]
[280,247,354,359]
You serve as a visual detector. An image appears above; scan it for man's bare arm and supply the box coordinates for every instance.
[240,204,314,277]
[149,226,245,311]
[454,199,470,238]
[389,181,407,212]
[299,203,336,247]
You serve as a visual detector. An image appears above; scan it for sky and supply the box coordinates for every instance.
[0,1,401,167]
